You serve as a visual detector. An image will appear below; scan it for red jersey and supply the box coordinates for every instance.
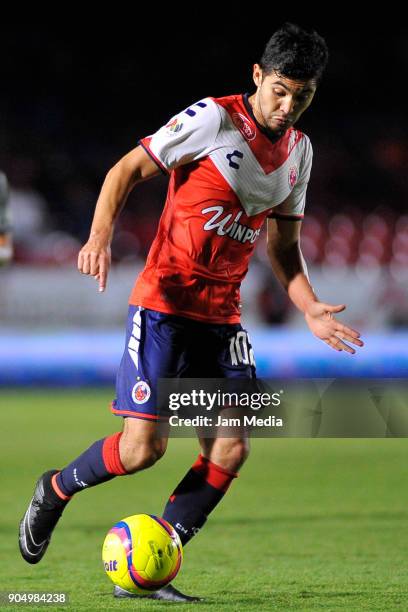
[130,93,313,323]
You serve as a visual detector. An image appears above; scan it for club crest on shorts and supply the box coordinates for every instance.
[132,380,151,404]
[288,165,298,188]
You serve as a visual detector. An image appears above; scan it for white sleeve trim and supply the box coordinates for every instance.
[140,97,221,171]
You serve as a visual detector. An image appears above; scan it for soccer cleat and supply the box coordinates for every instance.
[19,469,69,564]
[113,583,204,602]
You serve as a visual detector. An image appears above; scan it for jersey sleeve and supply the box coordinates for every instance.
[268,135,313,221]
[138,97,221,174]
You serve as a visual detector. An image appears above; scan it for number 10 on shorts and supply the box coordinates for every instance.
[229,331,255,366]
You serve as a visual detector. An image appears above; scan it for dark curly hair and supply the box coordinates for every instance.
[259,23,329,83]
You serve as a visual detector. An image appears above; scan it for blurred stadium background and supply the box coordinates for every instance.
[2,20,408,610]
[1,22,407,383]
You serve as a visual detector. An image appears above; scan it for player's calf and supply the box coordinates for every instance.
[18,421,167,564]
[202,436,250,473]
[162,453,240,546]
[45,422,167,498]
[119,437,167,473]
[120,444,164,474]
[118,416,168,473]
[18,431,129,564]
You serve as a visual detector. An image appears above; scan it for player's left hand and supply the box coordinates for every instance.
[304,301,364,354]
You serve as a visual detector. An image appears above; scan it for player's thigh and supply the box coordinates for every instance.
[215,323,257,378]
[186,321,256,377]
[193,322,254,470]
[112,305,190,421]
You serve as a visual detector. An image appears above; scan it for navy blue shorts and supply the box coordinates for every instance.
[111,305,257,421]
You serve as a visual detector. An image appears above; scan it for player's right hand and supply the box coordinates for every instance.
[77,236,111,292]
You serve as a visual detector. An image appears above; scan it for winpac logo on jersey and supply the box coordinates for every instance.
[202,206,261,245]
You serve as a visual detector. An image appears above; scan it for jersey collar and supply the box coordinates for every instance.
[242,92,286,144]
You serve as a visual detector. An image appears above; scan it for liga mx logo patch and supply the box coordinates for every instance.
[132,380,151,404]
[166,118,183,134]
[288,165,298,188]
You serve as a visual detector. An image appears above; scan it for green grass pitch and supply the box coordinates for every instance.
[2,389,408,611]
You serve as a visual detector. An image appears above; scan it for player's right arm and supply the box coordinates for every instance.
[78,146,161,292]
[79,96,220,291]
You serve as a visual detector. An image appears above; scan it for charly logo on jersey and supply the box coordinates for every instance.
[288,165,298,189]
[232,113,256,141]
[132,380,151,404]
[202,206,261,245]
[165,118,183,134]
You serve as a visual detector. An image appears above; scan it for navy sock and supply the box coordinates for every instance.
[52,432,127,499]
[162,454,238,545]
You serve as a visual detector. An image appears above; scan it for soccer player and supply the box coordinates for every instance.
[0,172,12,265]
[19,23,364,602]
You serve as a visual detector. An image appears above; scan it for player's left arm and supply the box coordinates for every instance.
[266,216,364,354]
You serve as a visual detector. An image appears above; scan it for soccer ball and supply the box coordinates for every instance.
[102,513,183,595]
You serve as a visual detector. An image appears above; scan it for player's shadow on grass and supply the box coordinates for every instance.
[299,590,367,598]
[39,509,408,534]
[97,589,216,604]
